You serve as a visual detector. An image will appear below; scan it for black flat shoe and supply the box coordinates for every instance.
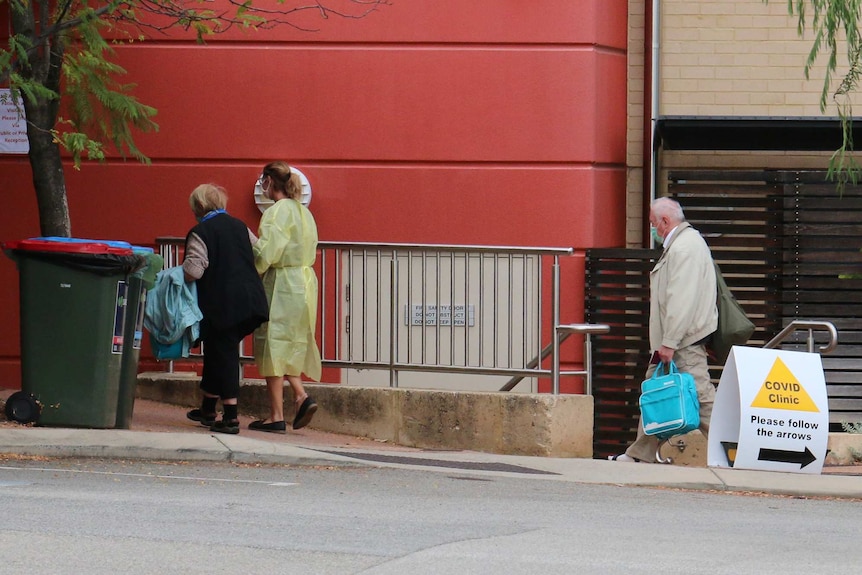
[210,419,240,435]
[293,397,318,430]
[187,409,216,427]
[249,419,287,434]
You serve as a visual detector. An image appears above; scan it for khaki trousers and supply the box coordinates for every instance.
[624,344,715,463]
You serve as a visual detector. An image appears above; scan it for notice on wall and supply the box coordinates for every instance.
[0,89,29,154]
[707,346,829,474]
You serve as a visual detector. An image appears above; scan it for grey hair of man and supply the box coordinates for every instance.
[651,197,685,224]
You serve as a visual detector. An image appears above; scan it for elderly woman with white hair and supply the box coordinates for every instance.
[182,183,269,434]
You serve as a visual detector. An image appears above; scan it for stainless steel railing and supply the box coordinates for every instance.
[154,237,607,394]
[763,320,839,354]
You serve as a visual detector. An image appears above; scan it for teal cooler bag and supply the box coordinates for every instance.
[639,361,700,439]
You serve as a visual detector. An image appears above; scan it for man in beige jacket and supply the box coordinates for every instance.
[610,197,718,463]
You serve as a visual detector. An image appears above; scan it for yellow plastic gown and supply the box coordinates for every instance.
[253,198,322,380]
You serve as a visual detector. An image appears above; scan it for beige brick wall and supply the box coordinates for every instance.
[626,0,856,244]
[660,0,843,117]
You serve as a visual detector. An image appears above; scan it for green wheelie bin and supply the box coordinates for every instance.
[4,238,145,428]
[115,247,163,429]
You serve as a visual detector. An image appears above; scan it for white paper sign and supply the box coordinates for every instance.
[0,89,29,154]
[708,346,829,474]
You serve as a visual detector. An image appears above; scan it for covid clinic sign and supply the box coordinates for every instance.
[708,346,829,474]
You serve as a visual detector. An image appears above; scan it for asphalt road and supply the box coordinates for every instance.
[0,456,858,574]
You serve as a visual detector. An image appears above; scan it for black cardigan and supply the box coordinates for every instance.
[187,213,269,336]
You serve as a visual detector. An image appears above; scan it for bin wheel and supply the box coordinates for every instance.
[4,391,41,424]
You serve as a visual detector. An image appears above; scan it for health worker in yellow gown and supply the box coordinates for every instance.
[250,161,322,433]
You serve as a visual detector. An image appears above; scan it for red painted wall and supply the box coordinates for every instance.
[0,0,628,390]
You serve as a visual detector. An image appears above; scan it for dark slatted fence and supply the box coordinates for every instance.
[585,248,659,458]
[672,172,784,353]
[588,171,862,459]
[778,172,862,423]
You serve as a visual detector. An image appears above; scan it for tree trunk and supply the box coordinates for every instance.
[13,0,71,237]
[25,103,71,237]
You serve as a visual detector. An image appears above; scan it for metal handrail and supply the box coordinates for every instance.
[762,320,839,354]
[316,241,574,257]
[318,242,587,394]
[500,323,611,394]
[553,324,611,395]
[152,237,603,394]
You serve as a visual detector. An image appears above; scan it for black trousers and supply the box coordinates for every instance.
[199,323,243,400]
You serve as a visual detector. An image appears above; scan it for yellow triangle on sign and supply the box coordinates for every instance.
[751,357,819,412]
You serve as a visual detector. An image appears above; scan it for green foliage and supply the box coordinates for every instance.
[0,0,389,167]
[9,73,57,107]
[840,421,862,462]
[2,0,161,167]
[0,0,388,234]
[767,0,862,188]
[843,420,862,433]
[56,130,107,166]
[784,0,862,111]
[62,26,159,166]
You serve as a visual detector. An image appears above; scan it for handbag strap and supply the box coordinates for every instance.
[655,360,678,377]
[713,260,729,293]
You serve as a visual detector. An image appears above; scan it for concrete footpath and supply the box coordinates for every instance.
[1,392,861,499]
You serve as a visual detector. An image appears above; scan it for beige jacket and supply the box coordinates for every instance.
[649,221,717,351]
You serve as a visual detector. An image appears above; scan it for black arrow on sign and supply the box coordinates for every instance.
[757,446,817,469]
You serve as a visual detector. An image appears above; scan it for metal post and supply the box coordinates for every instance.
[584,333,594,396]
[157,239,178,374]
[389,256,398,388]
[552,257,561,395]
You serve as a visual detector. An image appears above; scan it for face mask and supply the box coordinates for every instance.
[650,226,664,245]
